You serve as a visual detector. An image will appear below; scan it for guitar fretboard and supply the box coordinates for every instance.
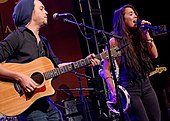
[43,47,120,80]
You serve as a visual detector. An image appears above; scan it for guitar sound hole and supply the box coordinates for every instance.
[31,72,44,85]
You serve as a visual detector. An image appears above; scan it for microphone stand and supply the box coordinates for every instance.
[71,71,92,79]
[106,42,125,121]
[62,18,125,121]
[72,71,91,121]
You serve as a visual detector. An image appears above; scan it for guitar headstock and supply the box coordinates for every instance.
[149,66,167,77]
[100,46,121,60]
[155,67,167,74]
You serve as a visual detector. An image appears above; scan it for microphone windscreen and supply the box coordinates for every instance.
[53,13,59,20]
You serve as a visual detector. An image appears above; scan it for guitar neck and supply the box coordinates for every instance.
[43,53,102,80]
[43,46,121,80]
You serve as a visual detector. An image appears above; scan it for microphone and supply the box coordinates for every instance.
[53,13,70,20]
[135,20,160,31]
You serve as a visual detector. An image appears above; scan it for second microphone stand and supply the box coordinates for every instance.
[71,71,92,121]
[106,42,125,121]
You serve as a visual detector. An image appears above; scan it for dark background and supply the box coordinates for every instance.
[100,0,170,68]
[0,0,169,120]
[82,0,170,68]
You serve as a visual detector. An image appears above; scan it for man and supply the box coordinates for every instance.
[0,0,100,120]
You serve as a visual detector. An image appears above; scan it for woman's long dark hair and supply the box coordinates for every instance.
[112,4,154,80]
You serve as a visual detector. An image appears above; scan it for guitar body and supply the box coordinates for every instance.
[0,57,55,116]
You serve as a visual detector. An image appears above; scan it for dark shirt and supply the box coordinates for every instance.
[0,26,62,115]
[0,27,60,66]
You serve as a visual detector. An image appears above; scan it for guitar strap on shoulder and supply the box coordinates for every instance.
[41,37,61,67]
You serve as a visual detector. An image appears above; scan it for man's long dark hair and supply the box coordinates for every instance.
[112,4,154,80]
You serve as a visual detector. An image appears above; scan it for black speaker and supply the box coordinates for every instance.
[63,96,99,121]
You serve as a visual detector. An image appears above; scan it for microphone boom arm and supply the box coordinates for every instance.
[63,18,122,39]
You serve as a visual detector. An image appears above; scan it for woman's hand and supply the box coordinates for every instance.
[140,20,152,34]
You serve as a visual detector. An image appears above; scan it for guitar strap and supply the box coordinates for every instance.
[41,37,61,68]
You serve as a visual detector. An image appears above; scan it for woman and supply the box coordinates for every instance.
[103,4,161,121]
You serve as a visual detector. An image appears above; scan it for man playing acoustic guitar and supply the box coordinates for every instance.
[0,0,100,120]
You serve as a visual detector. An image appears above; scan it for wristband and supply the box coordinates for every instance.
[105,77,112,80]
[146,38,153,43]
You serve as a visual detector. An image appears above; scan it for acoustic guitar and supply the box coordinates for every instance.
[0,46,121,116]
